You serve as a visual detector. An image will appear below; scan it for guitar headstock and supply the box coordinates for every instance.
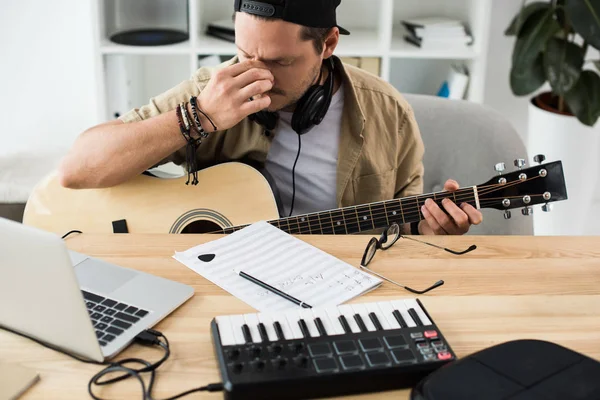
[477,155,567,219]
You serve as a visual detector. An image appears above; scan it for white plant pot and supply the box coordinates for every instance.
[528,97,600,236]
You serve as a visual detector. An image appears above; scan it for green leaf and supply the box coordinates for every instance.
[511,54,547,96]
[505,2,551,36]
[512,8,562,68]
[564,0,600,50]
[544,38,585,94]
[564,70,600,126]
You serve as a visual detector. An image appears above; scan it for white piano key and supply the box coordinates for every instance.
[270,312,295,340]
[299,309,320,337]
[311,307,338,336]
[215,316,237,346]
[365,302,392,330]
[243,313,262,344]
[257,313,279,342]
[350,304,376,332]
[284,311,305,339]
[337,305,361,333]
[229,314,248,345]
[404,299,432,326]
[376,301,401,330]
[391,299,416,327]
[323,306,346,335]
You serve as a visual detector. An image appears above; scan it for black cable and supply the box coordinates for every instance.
[61,230,82,239]
[288,133,302,217]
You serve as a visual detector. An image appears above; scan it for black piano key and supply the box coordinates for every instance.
[338,315,352,334]
[298,319,311,338]
[354,314,368,332]
[314,318,328,336]
[408,308,423,326]
[258,323,269,342]
[273,321,285,340]
[392,310,406,328]
[242,324,253,344]
[369,312,383,331]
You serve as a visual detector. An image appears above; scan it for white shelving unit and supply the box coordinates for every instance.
[92,0,492,121]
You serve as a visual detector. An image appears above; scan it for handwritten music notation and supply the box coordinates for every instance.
[173,221,382,312]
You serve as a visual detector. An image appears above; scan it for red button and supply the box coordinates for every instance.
[424,330,438,339]
[437,351,452,360]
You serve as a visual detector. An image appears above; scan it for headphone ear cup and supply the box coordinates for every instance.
[291,58,336,135]
[291,85,325,135]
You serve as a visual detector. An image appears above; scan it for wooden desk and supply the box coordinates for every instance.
[2,234,600,399]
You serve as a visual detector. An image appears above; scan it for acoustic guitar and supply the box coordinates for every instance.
[23,159,567,235]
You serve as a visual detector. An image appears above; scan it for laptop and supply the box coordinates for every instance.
[0,217,194,362]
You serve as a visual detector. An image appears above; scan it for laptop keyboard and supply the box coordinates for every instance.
[82,290,150,347]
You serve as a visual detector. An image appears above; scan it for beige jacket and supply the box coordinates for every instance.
[119,56,425,209]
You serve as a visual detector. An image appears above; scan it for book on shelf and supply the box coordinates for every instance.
[437,64,469,100]
[401,16,473,49]
[206,19,235,43]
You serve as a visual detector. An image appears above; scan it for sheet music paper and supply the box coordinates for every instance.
[173,221,382,312]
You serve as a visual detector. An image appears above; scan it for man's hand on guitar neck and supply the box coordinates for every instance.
[418,179,483,235]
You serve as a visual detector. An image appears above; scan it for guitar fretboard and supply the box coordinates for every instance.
[222,187,478,235]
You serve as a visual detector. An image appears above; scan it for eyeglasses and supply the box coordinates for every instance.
[359,222,477,294]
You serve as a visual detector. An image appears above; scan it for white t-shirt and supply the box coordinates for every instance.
[264,85,344,216]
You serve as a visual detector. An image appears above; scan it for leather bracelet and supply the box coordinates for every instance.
[411,222,420,235]
[175,105,191,141]
[179,103,192,134]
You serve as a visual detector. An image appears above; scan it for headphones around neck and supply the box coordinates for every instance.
[249,57,336,135]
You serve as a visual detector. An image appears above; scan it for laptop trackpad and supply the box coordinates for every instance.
[75,258,137,294]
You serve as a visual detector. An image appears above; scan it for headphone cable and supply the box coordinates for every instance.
[288,133,302,217]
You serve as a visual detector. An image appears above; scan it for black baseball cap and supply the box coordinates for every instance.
[234,0,350,35]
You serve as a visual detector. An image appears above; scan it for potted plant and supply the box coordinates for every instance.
[506,0,600,235]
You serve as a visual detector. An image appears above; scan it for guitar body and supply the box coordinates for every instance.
[23,162,280,234]
[23,158,567,236]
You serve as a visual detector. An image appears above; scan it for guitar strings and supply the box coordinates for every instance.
[212,175,545,234]
[261,178,540,232]
[222,179,540,234]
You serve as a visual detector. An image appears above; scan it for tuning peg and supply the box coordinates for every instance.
[495,163,506,174]
[514,159,526,170]
[504,210,512,220]
[542,204,552,212]
[521,207,533,216]
[533,154,546,165]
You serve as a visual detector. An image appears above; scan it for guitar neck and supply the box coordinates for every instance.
[222,186,479,235]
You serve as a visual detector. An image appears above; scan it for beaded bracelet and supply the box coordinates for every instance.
[190,97,218,132]
[189,97,207,139]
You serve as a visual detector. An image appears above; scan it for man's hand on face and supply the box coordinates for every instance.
[196,60,274,131]
[418,179,483,235]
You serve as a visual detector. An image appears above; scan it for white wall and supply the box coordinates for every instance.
[0,0,99,156]
[483,0,530,144]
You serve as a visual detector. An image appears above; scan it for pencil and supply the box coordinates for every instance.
[238,270,312,308]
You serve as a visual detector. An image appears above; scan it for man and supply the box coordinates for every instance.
[58,0,482,236]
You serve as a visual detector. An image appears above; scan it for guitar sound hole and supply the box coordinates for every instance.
[181,220,222,234]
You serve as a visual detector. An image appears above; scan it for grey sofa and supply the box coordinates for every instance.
[405,94,533,235]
